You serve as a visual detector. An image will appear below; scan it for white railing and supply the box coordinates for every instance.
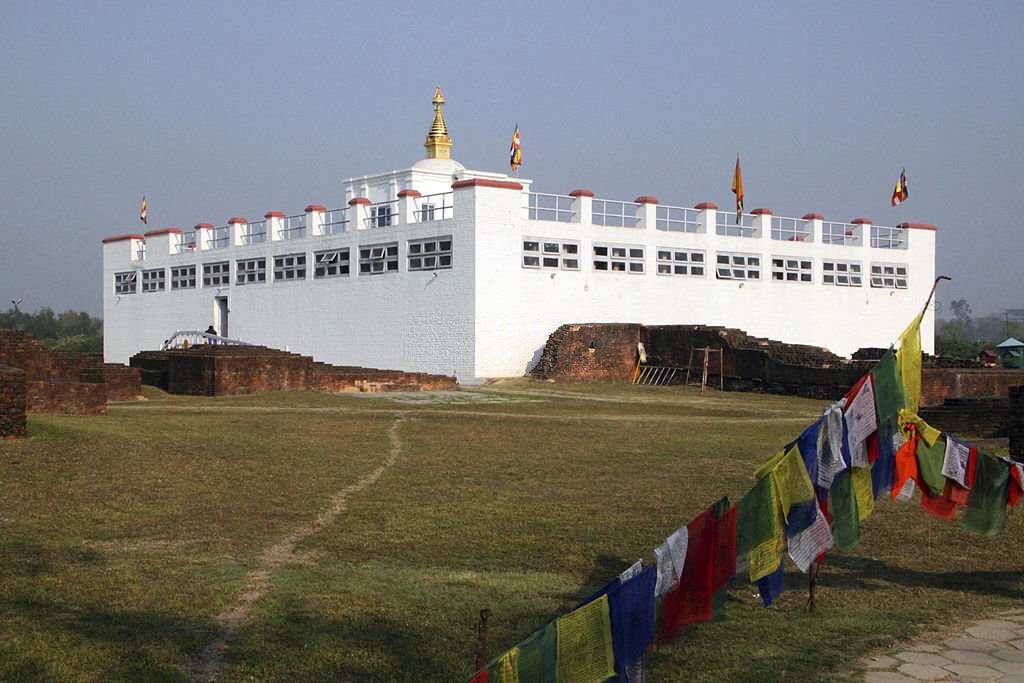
[136,244,147,261]
[209,226,231,249]
[715,212,759,238]
[770,216,812,243]
[871,225,906,249]
[324,207,349,234]
[243,220,267,245]
[527,193,574,222]
[161,330,252,349]
[281,213,306,240]
[656,205,700,233]
[415,192,454,221]
[364,201,397,229]
[592,198,639,228]
[174,231,197,254]
[821,221,861,246]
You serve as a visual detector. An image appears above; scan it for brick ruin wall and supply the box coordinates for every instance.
[1010,386,1023,462]
[131,346,457,396]
[0,364,27,438]
[0,329,142,414]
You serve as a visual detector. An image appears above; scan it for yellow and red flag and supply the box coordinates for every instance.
[140,196,148,224]
[891,168,908,206]
[731,156,744,224]
[509,125,522,171]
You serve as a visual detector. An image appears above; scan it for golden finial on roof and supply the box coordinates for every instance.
[424,85,452,160]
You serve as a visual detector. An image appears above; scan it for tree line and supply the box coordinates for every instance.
[935,299,1023,359]
[0,307,103,352]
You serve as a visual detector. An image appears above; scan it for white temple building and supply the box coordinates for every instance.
[103,88,936,382]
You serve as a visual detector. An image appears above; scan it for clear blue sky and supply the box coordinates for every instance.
[1,1,1021,318]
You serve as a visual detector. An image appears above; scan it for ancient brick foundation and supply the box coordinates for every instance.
[0,364,27,438]
[0,329,142,413]
[918,397,1009,440]
[918,368,1024,408]
[131,345,457,396]
[1009,386,1023,462]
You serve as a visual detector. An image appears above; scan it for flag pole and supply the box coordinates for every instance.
[921,276,951,319]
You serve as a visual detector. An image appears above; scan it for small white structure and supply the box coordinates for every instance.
[103,88,936,382]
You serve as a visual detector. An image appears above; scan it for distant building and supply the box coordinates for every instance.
[996,338,1024,369]
[978,349,998,367]
[102,88,937,382]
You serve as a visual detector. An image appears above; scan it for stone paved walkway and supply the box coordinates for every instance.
[864,610,1024,682]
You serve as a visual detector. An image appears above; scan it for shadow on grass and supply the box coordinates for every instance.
[0,539,104,577]
[822,554,1024,599]
[1,596,218,682]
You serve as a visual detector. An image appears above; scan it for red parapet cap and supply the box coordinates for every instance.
[304,204,327,213]
[265,211,285,219]
[694,202,718,210]
[851,217,872,225]
[802,213,824,221]
[397,189,421,198]
[228,217,248,225]
[634,196,658,205]
[751,208,773,216]
[451,178,524,191]
[898,222,937,231]
[194,223,214,230]
[569,189,594,198]
[348,197,371,206]
[102,233,145,244]
[143,227,182,237]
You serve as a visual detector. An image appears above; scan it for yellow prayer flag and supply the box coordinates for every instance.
[556,594,615,683]
[898,408,942,448]
[896,311,924,414]
[492,647,519,683]
[852,465,875,522]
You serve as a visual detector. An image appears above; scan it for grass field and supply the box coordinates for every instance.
[1,380,1022,682]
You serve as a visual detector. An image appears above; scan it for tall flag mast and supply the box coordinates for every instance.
[509,124,522,172]
[891,168,909,206]
[731,156,744,224]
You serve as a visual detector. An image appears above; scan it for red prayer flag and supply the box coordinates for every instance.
[659,507,715,643]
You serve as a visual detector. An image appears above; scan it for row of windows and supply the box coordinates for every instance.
[519,239,908,288]
[115,237,452,293]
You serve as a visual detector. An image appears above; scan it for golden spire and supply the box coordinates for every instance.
[424,85,452,160]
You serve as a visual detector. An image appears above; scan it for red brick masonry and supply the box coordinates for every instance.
[0,364,27,438]
[130,345,456,396]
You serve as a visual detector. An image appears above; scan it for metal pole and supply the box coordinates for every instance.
[475,608,492,670]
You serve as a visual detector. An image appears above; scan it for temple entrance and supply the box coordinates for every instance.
[214,297,229,338]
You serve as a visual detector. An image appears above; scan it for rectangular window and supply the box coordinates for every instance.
[715,252,761,280]
[771,257,813,283]
[141,268,166,292]
[656,248,706,276]
[202,261,230,287]
[822,260,863,287]
[114,271,137,295]
[359,242,399,274]
[274,253,306,281]
[236,258,267,284]
[593,243,644,273]
[870,263,909,289]
[314,248,350,278]
[369,204,393,228]
[171,265,196,290]
[521,238,579,270]
[408,236,453,271]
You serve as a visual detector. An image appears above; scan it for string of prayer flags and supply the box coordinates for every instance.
[736,474,781,582]
[787,502,833,572]
[870,348,905,497]
[555,594,616,683]
[489,647,518,683]
[756,560,786,608]
[515,622,556,683]
[942,436,974,489]
[1008,460,1024,507]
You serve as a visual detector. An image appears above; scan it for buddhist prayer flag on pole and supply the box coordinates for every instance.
[140,196,147,224]
[509,125,522,171]
[891,168,908,206]
[731,156,744,224]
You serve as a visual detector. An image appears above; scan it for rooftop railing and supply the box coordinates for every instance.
[656,205,701,233]
[281,214,306,240]
[209,226,231,249]
[527,192,575,222]
[324,207,349,235]
[592,198,639,228]
[770,216,813,243]
[364,200,397,229]
[822,221,861,246]
[243,220,267,245]
[870,225,907,249]
[715,212,759,238]
[415,192,454,221]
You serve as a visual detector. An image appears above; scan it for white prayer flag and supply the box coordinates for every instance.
[941,437,972,489]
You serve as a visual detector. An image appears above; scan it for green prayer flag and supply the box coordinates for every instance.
[830,469,861,550]
[916,435,949,496]
[871,348,906,424]
[961,451,1010,536]
[517,621,556,683]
